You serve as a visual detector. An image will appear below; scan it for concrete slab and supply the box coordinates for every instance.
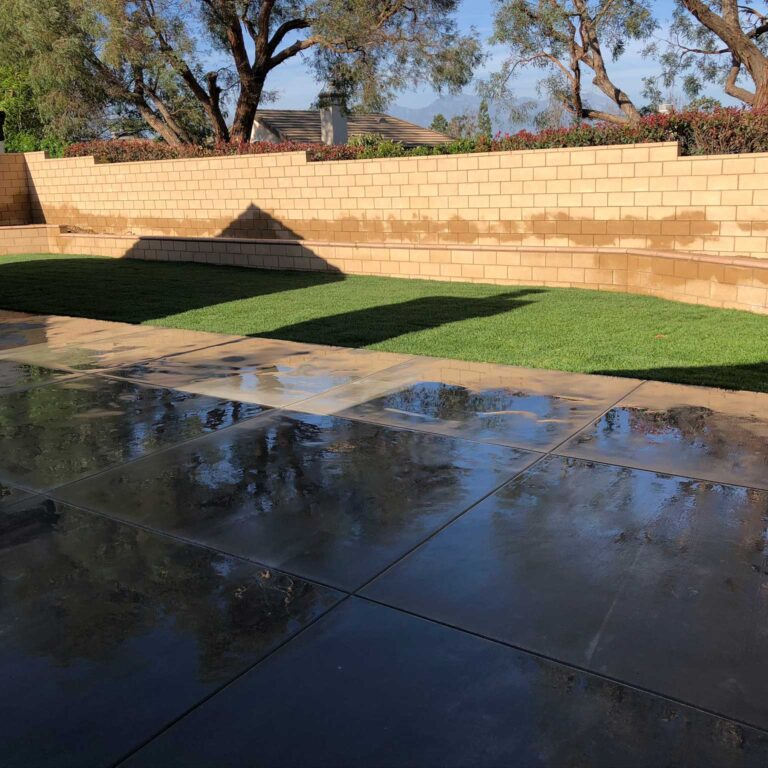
[1,312,767,765]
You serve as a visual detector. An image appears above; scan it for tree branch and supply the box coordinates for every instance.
[268,36,319,69]
[724,56,756,102]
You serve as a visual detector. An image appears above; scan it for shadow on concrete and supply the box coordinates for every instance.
[595,364,768,394]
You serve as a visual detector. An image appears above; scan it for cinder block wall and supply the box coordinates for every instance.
[0,154,31,225]
[22,143,768,260]
[0,224,61,255]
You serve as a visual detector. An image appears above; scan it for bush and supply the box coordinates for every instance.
[60,108,768,165]
[6,131,67,156]
[486,109,768,155]
[64,139,350,164]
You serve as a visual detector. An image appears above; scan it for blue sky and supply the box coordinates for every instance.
[266,0,723,113]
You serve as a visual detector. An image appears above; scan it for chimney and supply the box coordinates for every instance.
[319,85,348,146]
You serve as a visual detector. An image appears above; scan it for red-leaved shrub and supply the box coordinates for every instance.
[487,109,768,155]
[63,109,768,165]
[63,139,357,164]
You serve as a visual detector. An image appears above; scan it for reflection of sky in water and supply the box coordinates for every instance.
[364,381,586,437]
[228,363,353,395]
[598,407,728,452]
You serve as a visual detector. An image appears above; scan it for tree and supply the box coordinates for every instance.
[0,66,45,151]
[429,113,450,133]
[1,0,480,145]
[488,0,656,125]
[0,0,219,146]
[445,111,478,138]
[652,0,768,109]
[477,97,493,138]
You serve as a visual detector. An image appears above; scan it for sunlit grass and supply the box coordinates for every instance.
[1,253,766,392]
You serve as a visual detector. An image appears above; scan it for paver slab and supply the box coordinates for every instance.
[300,357,640,450]
[122,598,768,768]
[0,376,267,490]
[57,411,538,590]
[560,380,768,489]
[0,496,341,768]
[364,455,768,728]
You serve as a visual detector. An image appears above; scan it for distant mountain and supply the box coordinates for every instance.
[389,94,532,134]
[389,90,624,134]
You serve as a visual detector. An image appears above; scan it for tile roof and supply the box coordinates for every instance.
[253,110,452,146]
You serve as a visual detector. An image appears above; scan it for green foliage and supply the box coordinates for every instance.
[442,112,478,139]
[477,98,492,139]
[686,96,723,113]
[348,133,407,157]
[64,109,768,164]
[310,0,482,113]
[0,64,70,154]
[648,1,768,107]
[429,113,450,134]
[0,0,113,142]
[0,0,481,144]
[488,0,656,124]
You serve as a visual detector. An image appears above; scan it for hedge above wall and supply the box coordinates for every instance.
[62,108,768,165]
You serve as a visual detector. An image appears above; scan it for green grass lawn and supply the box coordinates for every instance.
[1,253,767,392]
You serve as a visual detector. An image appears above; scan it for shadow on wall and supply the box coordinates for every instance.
[116,204,341,273]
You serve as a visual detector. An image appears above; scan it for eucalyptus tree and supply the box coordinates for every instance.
[488,0,657,125]
[1,0,481,144]
[651,0,768,109]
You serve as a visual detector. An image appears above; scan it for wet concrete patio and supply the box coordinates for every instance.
[1,309,767,767]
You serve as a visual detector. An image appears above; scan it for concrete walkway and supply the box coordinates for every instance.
[1,310,767,767]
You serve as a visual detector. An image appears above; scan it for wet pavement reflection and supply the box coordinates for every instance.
[0,496,341,768]
[58,411,537,590]
[300,359,639,449]
[562,381,768,489]
[0,481,30,509]
[0,376,267,490]
[123,599,768,768]
[0,359,77,393]
[1,312,767,764]
[133,340,414,408]
[365,456,768,728]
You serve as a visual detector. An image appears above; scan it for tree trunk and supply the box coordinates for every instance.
[150,97,194,144]
[230,75,266,143]
[753,81,768,108]
[136,104,184,145]
[682,0,768,107]
[573,0,642,123]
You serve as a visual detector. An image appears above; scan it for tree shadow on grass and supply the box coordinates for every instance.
[595,363,768,394]
[0,255,546,348]
[260,289,546,347]
[0,256,345,325]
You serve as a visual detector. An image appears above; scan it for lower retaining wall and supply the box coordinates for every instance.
[55,231,768,315]
[0,225,61,255]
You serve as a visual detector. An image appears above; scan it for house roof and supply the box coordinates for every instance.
[253,110,452,146]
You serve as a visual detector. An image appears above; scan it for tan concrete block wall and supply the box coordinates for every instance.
[0,154,31,225]
[20,143,768,260]
[0,225,60,255]
[56,232,768,315]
